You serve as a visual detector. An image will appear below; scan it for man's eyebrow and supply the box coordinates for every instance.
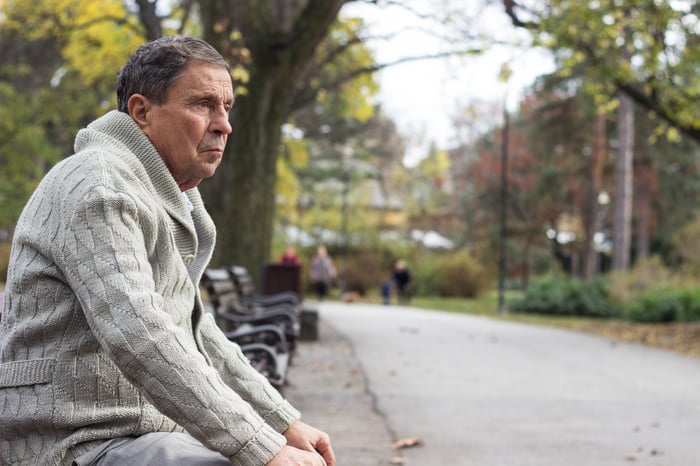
[186,91,232,106]
[191,91,218,101]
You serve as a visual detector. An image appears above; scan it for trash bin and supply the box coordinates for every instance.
[261,263,319,341]
[261,263,302,299]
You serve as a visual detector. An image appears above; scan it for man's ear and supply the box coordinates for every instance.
[127,94,151,128]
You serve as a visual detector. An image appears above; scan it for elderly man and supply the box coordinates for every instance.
[0,36,334,466]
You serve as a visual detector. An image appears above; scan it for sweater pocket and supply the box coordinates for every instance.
[51,353,142,430]
[0,359,57,461]
[0,358,55,387]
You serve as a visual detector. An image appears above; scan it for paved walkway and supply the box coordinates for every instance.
[286,302,700,466]
[285,313,397,465]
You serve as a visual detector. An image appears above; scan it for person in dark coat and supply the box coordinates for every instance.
[392,260,412,305]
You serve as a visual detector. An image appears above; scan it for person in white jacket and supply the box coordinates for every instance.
[0,35,335,466]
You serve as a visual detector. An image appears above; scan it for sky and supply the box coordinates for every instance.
[340,1,556,165]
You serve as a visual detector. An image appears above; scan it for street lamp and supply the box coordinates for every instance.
[498,96,509,315]
[339,145,353,293]
[497,64,513,315]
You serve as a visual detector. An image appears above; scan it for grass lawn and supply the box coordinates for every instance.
[406,291,700,359]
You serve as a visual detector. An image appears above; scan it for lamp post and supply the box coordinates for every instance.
[339,145,353,293]
[595,190,610,274]
[498,97,509,315]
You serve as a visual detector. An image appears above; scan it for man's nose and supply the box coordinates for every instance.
[211,106,233,135]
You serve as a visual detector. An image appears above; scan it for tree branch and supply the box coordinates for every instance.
[502,0,538,29]
[615,80,700,142]
[134,0,162,40]
[290,47,485,111]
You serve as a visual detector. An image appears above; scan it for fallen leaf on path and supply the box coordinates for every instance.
[390,437,423,450]
[309,362,334,371]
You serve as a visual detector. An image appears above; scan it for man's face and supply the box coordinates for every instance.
[135,61,234,191]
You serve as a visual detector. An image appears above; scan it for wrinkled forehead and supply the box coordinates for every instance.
[167,62,234,99]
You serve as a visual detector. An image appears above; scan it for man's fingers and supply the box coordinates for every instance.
[316,440,335,466]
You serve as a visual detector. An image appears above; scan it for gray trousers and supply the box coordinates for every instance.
[72,432,230,465]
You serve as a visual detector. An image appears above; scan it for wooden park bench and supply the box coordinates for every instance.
[201,268,298,390]
[230,265,301,308]
[231,265,319,342]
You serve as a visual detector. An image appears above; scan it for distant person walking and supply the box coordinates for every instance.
[309,245,336,300]
[392,260,412,305]
[279,245,301,265]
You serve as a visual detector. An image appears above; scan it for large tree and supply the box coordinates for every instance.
[193,1,353,278]
[191,0,489,278]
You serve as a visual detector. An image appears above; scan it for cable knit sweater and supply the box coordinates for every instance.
[0,111,300,465]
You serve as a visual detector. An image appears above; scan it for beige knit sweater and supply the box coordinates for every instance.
[0,111,300,465]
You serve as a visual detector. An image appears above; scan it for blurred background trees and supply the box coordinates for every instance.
[2,0,700,320]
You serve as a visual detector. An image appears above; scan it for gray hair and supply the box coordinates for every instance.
[117,35,230,113]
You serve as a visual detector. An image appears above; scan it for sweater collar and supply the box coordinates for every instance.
[75,110,199,255]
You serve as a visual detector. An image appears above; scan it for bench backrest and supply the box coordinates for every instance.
[201,269,246,329]
[229,266,256,299]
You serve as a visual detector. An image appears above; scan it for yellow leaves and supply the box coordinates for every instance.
[276,132,310,221]
[596,95,619,114]
[276,155,301,220]
[645,113,682,145]
[286,137,309,168]
[665,126,681,143]
[565,23,579,37]
[314,17,379,123]
[227,29,251,95]
[63,0,144,86]
[417,149,451,176]
[498,63,513,84]
[341,80,376,123]
[231,65,250,96]
[1,0,145,87]
[1,0,56,34]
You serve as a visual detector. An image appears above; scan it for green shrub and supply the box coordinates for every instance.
[618,285,700,323]
[339,248,391,295]
[677,287,700,322]
[607,255,700,323]
[671,218,700,276]
[408,253,440,296]
[432,250,488,298]
[608,256,675,307]
[624,288,681,323]
[511,275,613,318]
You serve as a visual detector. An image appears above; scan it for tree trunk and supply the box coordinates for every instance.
[583,111,607,280]
[613,90,634,271]
[134,0,162,40]
[634,141,655,261]
[197,0,347,283]
[635,172,651,261]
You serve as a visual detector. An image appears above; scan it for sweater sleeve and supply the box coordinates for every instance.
[198,313,301,433]
[60,186,286,465]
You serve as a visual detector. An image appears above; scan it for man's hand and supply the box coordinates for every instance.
[282,420,336,466]
[266,445,327,465]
